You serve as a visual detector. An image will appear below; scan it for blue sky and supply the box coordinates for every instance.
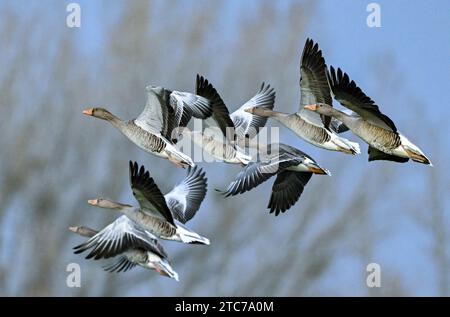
[311,0,450,295]
[73,0,449,295]
[3,0,447,295]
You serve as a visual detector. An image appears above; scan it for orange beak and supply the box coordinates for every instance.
[83,108,94,116]
[87,199,98,206]
[304,104,318,111]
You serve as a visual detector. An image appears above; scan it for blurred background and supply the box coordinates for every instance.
[0,0,449,296]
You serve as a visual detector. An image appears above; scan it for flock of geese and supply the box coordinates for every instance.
[70,38,432,281]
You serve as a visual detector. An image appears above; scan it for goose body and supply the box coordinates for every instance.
[182,79,276,164]
[179,78,275,165]
[305,67,432,165]
[184,130,251,164]
[87,161,210,245]
[245,38,360,155]
[70,216,179,281]
[83,75,217,167]
[219,143,330,215]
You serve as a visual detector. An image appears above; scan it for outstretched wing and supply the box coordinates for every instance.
[219,149,302,197]
[135,86,174,137]
[268,171,313,216]
[169,77,213,128]
[103,256,137,273]
[196,75,235,142]
[164,166,208,224]
[129,161,175,225]
[297,38,333,129]
[231,82,275,141]
[73,215,167,260]
[327,66,398,132]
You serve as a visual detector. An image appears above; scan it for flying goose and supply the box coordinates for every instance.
[245,38,360,155]
[219,143,330,215]
[304,67,432,165]
[70,216,179,281]
[181,80,276,164]
[83,75,217,168]
[85,161,210,245]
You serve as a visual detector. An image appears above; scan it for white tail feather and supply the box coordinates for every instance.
[176,223,210,245]
[156,260,179,281]
[332,135,361,155]
[166,144,195,167]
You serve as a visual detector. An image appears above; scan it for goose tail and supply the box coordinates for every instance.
[176,223,210,245]
[166,144,195,168]
[400,135,432,166]
[332,135,361,155]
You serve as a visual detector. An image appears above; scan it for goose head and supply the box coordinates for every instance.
[87,198,132,210]
[82,108,117,121]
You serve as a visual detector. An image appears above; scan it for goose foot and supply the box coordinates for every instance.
[404,148,432,165]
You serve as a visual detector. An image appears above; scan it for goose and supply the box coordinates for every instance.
[304,67,432,165]
[181,80,276,164]
[85,161,210,245]
[218,143,330,215]
[83,75,217,168]
[245,38,360,155]
[70,216,179,281]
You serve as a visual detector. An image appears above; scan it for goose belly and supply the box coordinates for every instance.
[192,134,239,163]
[129,211,177,238]
[278,115,333,149]
[353,122,403,155]
[124,124,168,157]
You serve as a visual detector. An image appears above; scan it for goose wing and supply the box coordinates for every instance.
[297,38,333,129]
[103,256,137,273]
[219,147,302,196]
[169,76,214,128]
[268,171,313,216]
[327,66,398,132]
[231,83,275,141]
[330,118,349,134]
[196,75,235,142]
[129,161,175,225]
[73,215,167,260]
[164,166,208,224]
[134,86,174,137]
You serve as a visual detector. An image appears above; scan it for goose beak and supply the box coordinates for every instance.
[304,104,317,111]
[83,108,94,116]
[244,107,255,114]
[68,226,78,233]
[87,199,99,206]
